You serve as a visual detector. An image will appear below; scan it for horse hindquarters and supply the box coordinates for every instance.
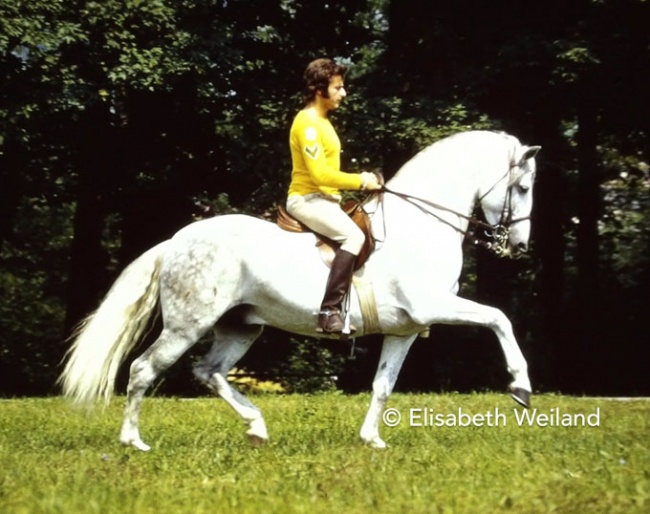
[120,241,244,451]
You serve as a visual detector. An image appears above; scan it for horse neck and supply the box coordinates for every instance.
[385,133,517,221]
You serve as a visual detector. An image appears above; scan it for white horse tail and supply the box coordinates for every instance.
[59,241,168,406]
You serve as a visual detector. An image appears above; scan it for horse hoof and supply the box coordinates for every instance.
[122,439,151,452]
[362,436,387,449]
[510,388,531,409]
[246,432,268,447]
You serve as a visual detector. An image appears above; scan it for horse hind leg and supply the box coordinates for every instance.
[193,323,268,446]
[120,325,210,451]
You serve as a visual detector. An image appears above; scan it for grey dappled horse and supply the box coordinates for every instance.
[60,130,540,450]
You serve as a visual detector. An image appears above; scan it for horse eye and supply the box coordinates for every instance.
[518,184,530,193]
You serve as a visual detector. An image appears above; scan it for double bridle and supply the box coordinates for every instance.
[377,162,530,257]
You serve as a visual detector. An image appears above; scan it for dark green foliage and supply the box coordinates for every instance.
[0,0,648,396]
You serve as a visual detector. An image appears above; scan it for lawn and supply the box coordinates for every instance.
[1,393,648,513]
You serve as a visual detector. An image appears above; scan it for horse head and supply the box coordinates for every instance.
[478,143,541,257]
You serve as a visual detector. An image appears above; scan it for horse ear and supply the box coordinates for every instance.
[519,145,541,164]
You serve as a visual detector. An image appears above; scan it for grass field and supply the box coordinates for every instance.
[1,393,648,513]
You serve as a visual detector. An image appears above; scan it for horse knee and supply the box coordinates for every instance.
[372,377,391,401]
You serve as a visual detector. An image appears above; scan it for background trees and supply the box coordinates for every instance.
[1,0,647,396]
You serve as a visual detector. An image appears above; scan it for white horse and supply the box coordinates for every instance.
[60,130,540,450]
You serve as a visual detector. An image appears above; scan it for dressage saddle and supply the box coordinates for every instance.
[276,199,375,271]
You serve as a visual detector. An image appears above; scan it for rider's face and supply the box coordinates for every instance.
[320,75,347,111]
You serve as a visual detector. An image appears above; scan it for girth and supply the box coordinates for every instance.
[277,200,375,271]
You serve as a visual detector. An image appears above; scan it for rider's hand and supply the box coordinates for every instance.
[360,171,382,191]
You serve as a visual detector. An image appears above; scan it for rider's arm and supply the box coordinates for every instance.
[293,118,364,191]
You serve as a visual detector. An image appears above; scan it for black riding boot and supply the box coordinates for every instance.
[316,249,357,334]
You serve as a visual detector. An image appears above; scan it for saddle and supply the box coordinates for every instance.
[277,199,375,271]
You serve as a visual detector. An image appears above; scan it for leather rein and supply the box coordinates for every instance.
[375,163,530,257]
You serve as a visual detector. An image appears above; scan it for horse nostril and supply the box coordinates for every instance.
[516,242,528,252]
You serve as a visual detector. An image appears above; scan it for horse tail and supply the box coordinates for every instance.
[59,241,168,406]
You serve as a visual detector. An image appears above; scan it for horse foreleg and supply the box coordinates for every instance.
[120,329,199,451]
[360,334,417,449]
[490,310,532,407]
[193,325,268,445]
[429,295,532,406]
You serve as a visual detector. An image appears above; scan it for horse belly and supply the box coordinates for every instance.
[239,243,329,328]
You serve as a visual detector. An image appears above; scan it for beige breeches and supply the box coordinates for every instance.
[286,193,364,256]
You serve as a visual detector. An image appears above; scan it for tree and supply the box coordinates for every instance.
[1,0,647,396]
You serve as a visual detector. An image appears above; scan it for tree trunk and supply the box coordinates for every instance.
[572,80,603,391]
[63,108,113,334]
[576,89,600,312]
[531,126,567,390]
[64,185,107,333]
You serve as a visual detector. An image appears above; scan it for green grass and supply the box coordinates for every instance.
[1,393,648,513]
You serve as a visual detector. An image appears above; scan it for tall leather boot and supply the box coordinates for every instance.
[316,249,357,334]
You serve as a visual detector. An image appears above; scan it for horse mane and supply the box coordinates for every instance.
[391,130,526,187]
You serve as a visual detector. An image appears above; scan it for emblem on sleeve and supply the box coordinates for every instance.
[305,144,320,160]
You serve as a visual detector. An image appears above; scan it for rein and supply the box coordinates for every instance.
[376,166,530,257]
[381,185,494,232]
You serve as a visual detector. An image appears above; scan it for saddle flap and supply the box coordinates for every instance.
[342,200,375,270]
[277,205,307,233]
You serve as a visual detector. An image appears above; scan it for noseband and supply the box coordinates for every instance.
[380,161,530,258]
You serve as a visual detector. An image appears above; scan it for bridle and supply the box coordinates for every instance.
[377,160,531,258]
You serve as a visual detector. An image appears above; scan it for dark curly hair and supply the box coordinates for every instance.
[303,58,348,104]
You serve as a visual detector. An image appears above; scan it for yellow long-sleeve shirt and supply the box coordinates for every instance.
[288,109,363,197]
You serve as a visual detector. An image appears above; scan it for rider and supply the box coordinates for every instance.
[286,58,382,335]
